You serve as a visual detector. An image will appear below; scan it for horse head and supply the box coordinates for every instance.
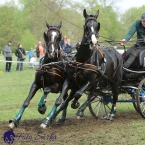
[83,9,100,48]
[44,21,62,58]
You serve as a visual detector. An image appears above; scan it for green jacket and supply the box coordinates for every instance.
[124,20,145,46]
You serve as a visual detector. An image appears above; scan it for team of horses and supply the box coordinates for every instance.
[9,8,140,129]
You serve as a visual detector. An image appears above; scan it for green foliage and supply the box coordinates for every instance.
[20,29,37,50]
[0,0,145,49]
[0,5,21,51]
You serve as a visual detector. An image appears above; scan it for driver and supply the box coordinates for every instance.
[120,12,145,69]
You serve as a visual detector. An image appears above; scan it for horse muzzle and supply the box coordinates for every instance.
[91,35,98,47]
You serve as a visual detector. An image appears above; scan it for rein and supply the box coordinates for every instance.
[68,46,104,75]
[36,66,65,80]
[68,61,100,74]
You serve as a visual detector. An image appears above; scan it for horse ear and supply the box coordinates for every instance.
[95,10,99,19]
[83,9,88,18]
[44,32,48,42]
[58,21,62,29]
[59,32,62,41]
[46,21,50,29]
[97,22,100,31]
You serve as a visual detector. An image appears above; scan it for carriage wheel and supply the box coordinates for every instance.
[136,78,145,119]
[88,93,112,119]
[131,94,138,112]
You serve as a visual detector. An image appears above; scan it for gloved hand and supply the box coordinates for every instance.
[120,39,126,46]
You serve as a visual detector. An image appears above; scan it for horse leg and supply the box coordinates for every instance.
[38,87,51,114]
[71,81,90,109]
[108,84,118,121]
[40,79,70,129]
[74,82,92,118]
[54,90,76,124]
[54,92,69,124]
[8,82,39,129]
[38,83,60,114]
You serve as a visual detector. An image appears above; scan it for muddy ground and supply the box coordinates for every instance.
[0,111,143,145]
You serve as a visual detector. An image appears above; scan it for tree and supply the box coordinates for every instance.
[20,29,37,50]
[0,5,21,51]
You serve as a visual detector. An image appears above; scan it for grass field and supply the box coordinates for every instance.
[0,54,145,145]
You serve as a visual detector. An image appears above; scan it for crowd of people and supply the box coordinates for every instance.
[2,36,79,73]
[2,41,45,72]
[59,35,81,55]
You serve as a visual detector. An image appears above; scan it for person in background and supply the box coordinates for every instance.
[29,55,38,68]
[62,39,73,54]
[36,41,45,62]
[15,44,26,71]
[28,48,34,60]
[60,39,67,51]
[120,12,145,69]
[60,35,67,49]
[3,41,12,72]
[76,39,81,52]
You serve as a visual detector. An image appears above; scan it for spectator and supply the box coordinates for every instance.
[60,35,67,49]
[62,39,73,54]
[76,39,81,52]
[61,39,67,51]
[29,55,38,68]
[36,41,45,62]
[28,48,34,60]
[3,41,12,72]
[15,44,26,71]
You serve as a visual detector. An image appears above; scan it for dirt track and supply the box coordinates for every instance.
[0,111,143,145]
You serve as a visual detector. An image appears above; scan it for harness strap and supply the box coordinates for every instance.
[36,68,64,80]
[84,17,97,24]
[97,48,104,58]
[45,70,64,80]
[68,63,99,74]
[74,61,98,68]
[41,76,45,89]
[51,67,63,74]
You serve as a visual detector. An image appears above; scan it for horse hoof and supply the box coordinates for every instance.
[103,114,110,120]
[71,101,80,109]
[109,116,114,121]
[76,109,84,117]
[40,123,47,129]
[55,118,65,124]
[76,116,81,120]
[8,122,15,129]
[38,105,47,114]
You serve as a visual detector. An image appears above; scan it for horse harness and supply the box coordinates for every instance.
[36,51,68,89]
[68,47,106,86]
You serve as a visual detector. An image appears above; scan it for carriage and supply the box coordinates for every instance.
[88,48,145,120]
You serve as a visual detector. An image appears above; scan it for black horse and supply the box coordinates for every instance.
[8,21,70,129]
[39,9,123,128]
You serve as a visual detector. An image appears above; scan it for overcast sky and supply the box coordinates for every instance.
[0,0,145,13]
[116,0,145,12]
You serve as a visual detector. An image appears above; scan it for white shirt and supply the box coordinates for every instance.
[30,57,36,63]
